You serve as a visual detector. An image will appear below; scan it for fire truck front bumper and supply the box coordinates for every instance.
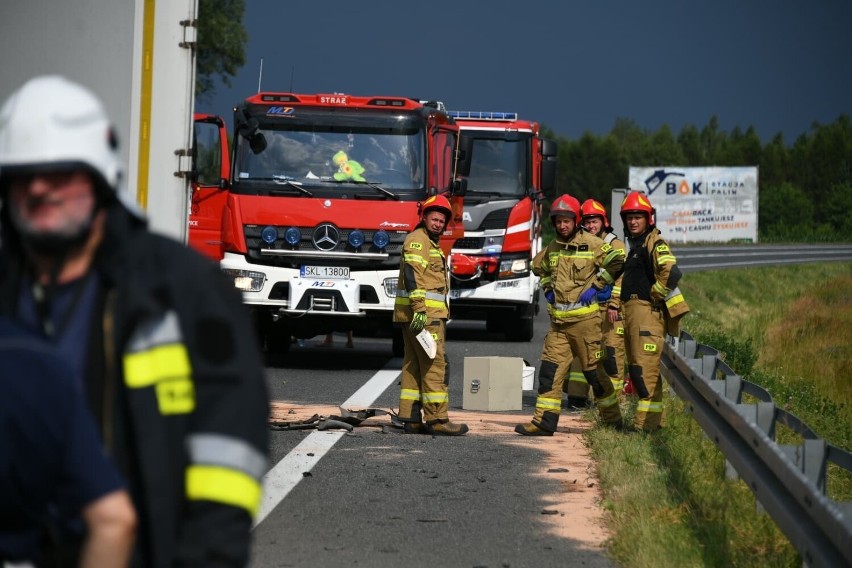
[219,253,399,316]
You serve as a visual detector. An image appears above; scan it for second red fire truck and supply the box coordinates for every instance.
[445,110,557,341]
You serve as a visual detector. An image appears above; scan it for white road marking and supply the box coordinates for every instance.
[253,365,401,527]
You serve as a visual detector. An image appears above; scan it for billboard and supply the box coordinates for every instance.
[627,167,759,243]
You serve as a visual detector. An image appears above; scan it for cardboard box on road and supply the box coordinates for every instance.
[462,357,524,411]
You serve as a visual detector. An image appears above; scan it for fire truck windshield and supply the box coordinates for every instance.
[465,136,530,198]
[232,111,425,198]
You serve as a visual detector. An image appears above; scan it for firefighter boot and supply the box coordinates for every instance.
[514,422,553,436]
[428,420,469,436]
[403,422,427,434]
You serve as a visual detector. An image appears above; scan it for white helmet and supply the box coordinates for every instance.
[0,75,122,193]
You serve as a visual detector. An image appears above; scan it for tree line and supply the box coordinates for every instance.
[542,115,852,241]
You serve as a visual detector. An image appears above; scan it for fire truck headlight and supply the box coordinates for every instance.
[348,230,365,248]
[498,258,529,279]
[222,269,266,292]
[373,230,389,249]
[261,226,278,245]
[383,277,398,297]
[284,227,301,246]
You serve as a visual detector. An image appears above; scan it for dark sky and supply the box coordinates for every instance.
[196,0,852,144]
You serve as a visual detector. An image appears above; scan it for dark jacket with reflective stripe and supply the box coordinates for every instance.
[0,202,270,568]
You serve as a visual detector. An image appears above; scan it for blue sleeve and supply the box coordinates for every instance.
[53,373,125,512]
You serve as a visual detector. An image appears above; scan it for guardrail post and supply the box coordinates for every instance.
[779,440,828,496]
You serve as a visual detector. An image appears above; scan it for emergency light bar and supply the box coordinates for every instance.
[448,110,518,121]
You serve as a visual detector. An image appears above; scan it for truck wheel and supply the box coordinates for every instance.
[392,328,404,357]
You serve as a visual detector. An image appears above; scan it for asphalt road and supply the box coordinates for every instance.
[252,305,614,568]
[248,244,852,568]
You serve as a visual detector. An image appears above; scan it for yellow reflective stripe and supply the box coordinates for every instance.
[652,282,669,298]
[400,388,421,401]
[596,392,619,408]
[599,270,615,285]
[186,465,261,518]
[552,303,599,319]
[657,254,676,265]
[536,396,561,411]
[404,254,428,267]
[602,248,621,265]
[612,285,621,296]
[124,343,191,388]
[568,371,586,384]
[636,400,663,413]
[155,378,195,415]
[395,297,411,306]
[558,250,594,259]
[666,293,685,309]
[409,290,427,299]
[540,276,552,287]
[424,299,446,308]
[611,378,625,390]
[422,391,448,403]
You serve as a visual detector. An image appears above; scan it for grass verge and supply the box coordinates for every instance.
[585,262,852,567]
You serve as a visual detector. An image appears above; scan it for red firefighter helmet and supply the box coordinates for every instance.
[581,198,610,228]
[419,194,452,221]
[620,191,656,226]
[549,194,581,222]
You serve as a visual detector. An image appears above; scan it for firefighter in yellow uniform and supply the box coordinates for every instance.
[516,194,625,436]
[564,199,629,408]
[620,191,689,431]
[393,195,469,436]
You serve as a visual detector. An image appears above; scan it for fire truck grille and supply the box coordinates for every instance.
[454,237,484,249]
[243,225,407,269]
[478,208,511,231]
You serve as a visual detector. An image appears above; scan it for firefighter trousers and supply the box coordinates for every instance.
[564,310,627,401]
[533,316,621,432]
[622,300,666,431]
[399,320,449,424]
[601,310,626,392]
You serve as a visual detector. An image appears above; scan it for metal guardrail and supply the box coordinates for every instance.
[660,331,852,568]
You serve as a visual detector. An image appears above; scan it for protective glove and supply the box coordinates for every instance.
[544,289,555,305]
[409,311,428,333]
[578,287,599,306]
[596,284,613,303]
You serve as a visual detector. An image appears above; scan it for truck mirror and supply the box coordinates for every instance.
[539,138,558,197]
[454,135,474,177]
[218,177,230,190]
[249,132,267,155]
[452,177,467,197]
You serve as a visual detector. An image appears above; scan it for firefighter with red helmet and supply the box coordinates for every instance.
[564,199,629,408]
[619,191,689,431]
[515,194,625,436]
[393,194,468,435]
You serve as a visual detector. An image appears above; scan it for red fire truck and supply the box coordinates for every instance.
[445,111,556,341]
[189,94,469,355]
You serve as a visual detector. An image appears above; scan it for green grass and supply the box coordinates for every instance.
[585,262,852,567]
